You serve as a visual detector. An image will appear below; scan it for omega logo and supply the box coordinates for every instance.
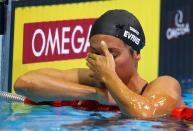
[166,10,190,40]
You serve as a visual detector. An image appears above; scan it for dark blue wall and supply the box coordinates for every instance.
[159,0,193,83]
[0,2,4,34]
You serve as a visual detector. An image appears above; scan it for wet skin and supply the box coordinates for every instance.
[14,34,185,118]
[87,34,185,117]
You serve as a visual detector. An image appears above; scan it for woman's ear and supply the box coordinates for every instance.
[134,51,141,62]
[136,53,141,61]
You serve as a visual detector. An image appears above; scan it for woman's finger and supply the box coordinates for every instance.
[87,53,98,60]
[86,57,96,66]
[100,41,110,56]
[86,62,97,73]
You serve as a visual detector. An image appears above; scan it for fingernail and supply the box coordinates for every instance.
[101,41,105,46]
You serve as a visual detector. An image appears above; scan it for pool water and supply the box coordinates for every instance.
[0,86,193,131]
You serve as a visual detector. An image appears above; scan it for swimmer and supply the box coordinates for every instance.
[14,9,185,118]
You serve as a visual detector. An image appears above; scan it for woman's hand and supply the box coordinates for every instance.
[88,70,116,105]
[86,41,116,81]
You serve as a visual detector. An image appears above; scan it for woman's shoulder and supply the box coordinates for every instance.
[143,75,181,100]
[149,75,180,88]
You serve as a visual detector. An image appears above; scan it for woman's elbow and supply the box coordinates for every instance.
[121,105,155,118]
[14,77,26,94]
[14,73,34,95]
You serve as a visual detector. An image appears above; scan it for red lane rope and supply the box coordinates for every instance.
[24,98,193,121]
[24,98,120,112]
[171,107,193,121]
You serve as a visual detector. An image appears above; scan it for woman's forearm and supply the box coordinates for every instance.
[102,72,153,117]
[14,72,97,102]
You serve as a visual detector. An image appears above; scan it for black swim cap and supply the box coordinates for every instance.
[90,9,145,53]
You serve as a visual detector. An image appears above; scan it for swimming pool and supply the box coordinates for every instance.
[0,85,193,130]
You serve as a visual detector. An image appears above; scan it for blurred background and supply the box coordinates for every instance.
[0,0,192,92]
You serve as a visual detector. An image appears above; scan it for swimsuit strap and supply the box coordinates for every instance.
[140,83,148,95]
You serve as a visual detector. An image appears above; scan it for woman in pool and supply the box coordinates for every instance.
[14,9,185,118]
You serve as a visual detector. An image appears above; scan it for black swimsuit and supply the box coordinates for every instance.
[140,83,148,95]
